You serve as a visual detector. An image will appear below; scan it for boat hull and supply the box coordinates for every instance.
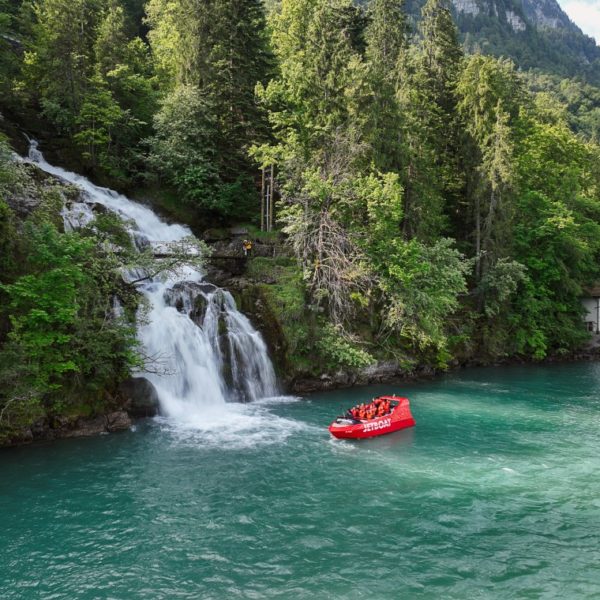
[328,396,415,439]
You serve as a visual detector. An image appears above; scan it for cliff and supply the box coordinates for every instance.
[404,0,600,83]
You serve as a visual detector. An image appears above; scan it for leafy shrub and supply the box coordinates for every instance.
[317,324,374,370]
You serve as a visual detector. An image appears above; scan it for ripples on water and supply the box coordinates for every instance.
[2,363,600,599]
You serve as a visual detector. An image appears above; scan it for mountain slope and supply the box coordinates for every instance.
[405,0,600,83]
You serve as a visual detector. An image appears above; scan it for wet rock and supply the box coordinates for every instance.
[218,314,228,336]
[107,411,132,431]
[356,361,401,385]
[164,282,216,323]
[290,361,406,394]
[61,415,107,438]
[59,412,131,437]
[191,293,208,327]
[233,284,289,375]
[5,163,84,220]
[30,418,49,438]
[198,282,218,294]
[9,428,34,445]
[119,376,160,418]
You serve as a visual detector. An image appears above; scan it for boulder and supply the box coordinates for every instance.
[61,415,107,438]
[119,376,160,417]
[106,411,132,431]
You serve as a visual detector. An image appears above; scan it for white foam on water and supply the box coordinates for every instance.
[253,395,304,405]
[154,403,312,450]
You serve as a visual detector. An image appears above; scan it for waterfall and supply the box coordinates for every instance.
[25,141,279,421]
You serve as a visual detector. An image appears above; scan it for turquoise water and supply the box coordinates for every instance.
[2,363,600,599]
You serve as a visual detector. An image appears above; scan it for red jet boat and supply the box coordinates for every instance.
[328,395,415,439]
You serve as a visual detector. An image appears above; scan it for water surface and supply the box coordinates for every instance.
[2,363,600,599]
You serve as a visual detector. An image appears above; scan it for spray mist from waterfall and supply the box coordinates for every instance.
[24,141,281,429]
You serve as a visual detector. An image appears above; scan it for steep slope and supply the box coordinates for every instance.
[404,0,600,83]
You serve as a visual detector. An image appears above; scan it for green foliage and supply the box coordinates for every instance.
[419,0,463,115]
[247,257,313,369]
[10,0,155,180]
[0,151,145,440]
[0,198,16,276]
[508,117,600,357]
[526,73,600,144]
[374,238,470,355]
[3,223,96,390]
[146,0,271,213]
[147,84,224,212]
[478,258,527,318]
[73,77,125,169]
[452,0,600,86]
[24,0,102,120]
[317,323,374,369]
[0,215,140,436]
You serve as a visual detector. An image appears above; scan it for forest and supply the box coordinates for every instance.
[1,0,600,440]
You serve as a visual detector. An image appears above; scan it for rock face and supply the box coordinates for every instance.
[520,0,574,31]
[450,0,580,34]
[119,376,161,417]
[58,412,132,437]
[406,0,600,84]
[289,360,436,394]
[452,0,480,16]
[505,10,526,32]
[5,410,133,446]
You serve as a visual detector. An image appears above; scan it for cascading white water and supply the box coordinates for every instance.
[25,141,279,423]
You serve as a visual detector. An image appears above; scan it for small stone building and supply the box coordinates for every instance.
[582,284,600,333]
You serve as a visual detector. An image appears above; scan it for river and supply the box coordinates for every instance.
[2,362,600,599]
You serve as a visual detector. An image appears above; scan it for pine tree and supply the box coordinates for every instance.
[365,0,407,76]
[95,0,130,78]
[363,0,445,241]
[413,0,465,238]
[419,0,462,117]
[93,0,156,140]
[266,0,366,156]
[364,0,407,172]
[258,0,374,324]
[457,55,522,281]
[27,0,104,125]
[146,0,271,190]
[208,0,272,178]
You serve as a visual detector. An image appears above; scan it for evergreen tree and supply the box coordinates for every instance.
[415,0,464,238]
[457,55,524,281]
[419,0,462,117]
[264,0,366,159]
[209,0,272,177]
[95,0,130,78]
[395,59,447,241]
[363,0,445,241]
[26,0,104,126]
[258,0,373,323]
[365,0,407,76]
[93,0,156,166]
[145,0,271,210]
[364,0,407,172]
